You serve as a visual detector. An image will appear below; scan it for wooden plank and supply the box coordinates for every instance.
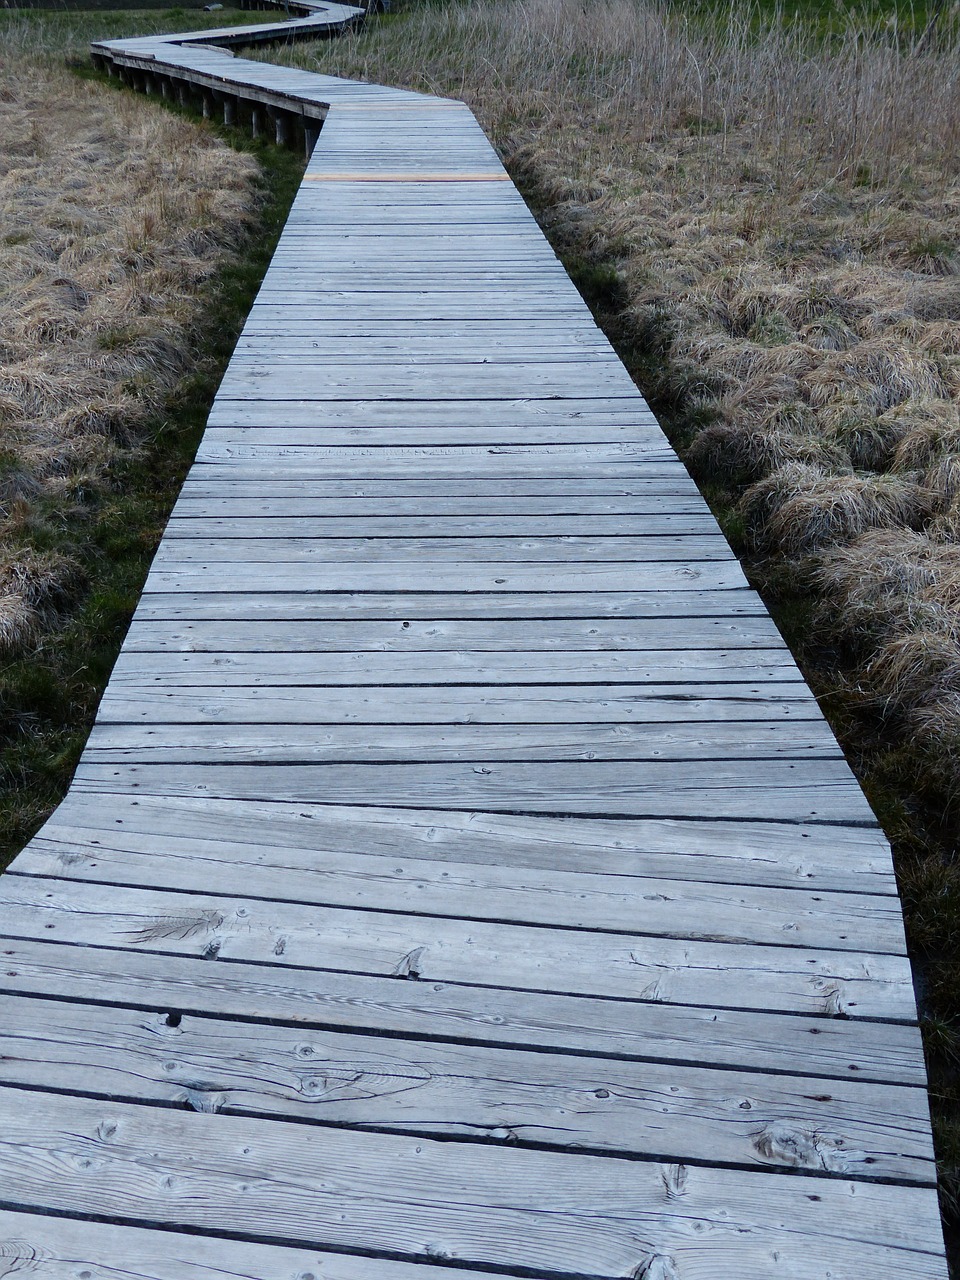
[0,1211,524,1280]
[162,507,725,533]
[168,498,711,519]
[83,718,843,762]
[244,300,594,320]
[175,475,706,499]
[150,534,734,564]
[70,757,876,823]
[93,682,824,725]
[189,444,682,469]
[0,1087,945,1279]
[39,792,897,894]
[107,648,803,685]
[235,312,609,327]
[214,369,641,399]
[236,296,597,320]
[116,615,787,651]
[0,935,920,1083]
[18,821,900,952]
[130,589,769,622]
[208,388,656,410]
[201,423,657,446]
[0,994,932,1179]
[143,562,751,593]
[0,877,913,1018]
[190,452,692,481]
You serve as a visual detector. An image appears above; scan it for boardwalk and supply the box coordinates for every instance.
[0,10,948,1277]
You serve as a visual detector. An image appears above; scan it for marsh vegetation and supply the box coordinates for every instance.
[0,9,301,856]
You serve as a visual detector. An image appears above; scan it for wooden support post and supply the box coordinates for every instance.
[202,91,214,120]
[304,124,320,157]
[177,82,191,109]
[270,109,292,147]
[251,107,263,139]
[223,96,238,126]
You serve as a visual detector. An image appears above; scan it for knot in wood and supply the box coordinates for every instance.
[752,1122,859,1173]
[632,1254,680,1280]
[659,1163,688,1200]
[391,946,426,980]
[0,1238,45,1275]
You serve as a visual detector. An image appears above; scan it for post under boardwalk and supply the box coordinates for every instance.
[0,11,948,1278]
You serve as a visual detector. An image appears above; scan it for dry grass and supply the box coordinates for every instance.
[0,35,258,651]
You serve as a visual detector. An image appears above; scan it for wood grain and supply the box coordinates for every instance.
[0,1086,945,1279]
[0,877,916,1018]
[0,995,933,1178]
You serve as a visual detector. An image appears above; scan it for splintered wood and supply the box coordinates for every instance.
[0,9,947,1278]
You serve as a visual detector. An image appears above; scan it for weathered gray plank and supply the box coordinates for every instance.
[214,363,640,398]
[143,562,750,592]
[0,1087,944,1279]
[84,719,842,762]
[0,877,913,1018]
[73,757,875,823]
[191,446,690,480]
[18,820,901,952]
[0,995,932,1179]
[120,614,786,652]
[202,423,655,446]
[175,475,705,498]
[107,647,803,685]
[0,937,921,1082]
[0,1212,521,1280]
[169,506,710,527]
[93,682,824,725]
[39,792,897,894]
[131,589,769,621]
[150,534,735,564]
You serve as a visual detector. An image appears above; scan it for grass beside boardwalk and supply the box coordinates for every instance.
[254,0,960,1250]
[681,0,954,38]
[0,9,306,859]
[0,4,279,53]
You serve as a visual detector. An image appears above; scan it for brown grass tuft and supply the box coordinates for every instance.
[803,341,949,416]
[744,467,927,554]
[0,45,259,658]
[0,547,82,651]
[867,630,960,709]
[687,420,838,485]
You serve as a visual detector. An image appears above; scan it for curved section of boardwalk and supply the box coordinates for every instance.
[0,11,947,1277]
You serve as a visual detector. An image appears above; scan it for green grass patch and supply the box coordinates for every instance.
[677,0,959,41]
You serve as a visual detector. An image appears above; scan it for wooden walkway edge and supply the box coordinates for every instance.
[0,8,948,1276]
